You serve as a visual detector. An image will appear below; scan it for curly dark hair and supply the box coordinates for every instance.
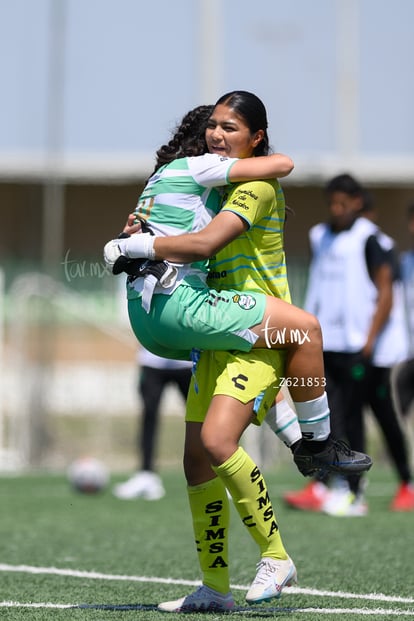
[149,105,214,177]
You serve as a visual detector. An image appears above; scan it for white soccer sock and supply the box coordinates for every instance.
[293,392,331,441]
[264,398,302,448]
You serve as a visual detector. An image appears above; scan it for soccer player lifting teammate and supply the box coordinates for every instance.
[105,91,372,611]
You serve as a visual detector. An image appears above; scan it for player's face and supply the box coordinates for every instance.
[327,191,363,232]
[205,104,264,159]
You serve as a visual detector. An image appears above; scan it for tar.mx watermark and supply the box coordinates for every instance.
[61,249,111,282]
[261,315,311,348]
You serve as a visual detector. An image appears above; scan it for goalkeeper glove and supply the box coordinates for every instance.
[103,232,156,268]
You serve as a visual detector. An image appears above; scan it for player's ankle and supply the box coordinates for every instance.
[300,438,329,452]
[290,440,301,454]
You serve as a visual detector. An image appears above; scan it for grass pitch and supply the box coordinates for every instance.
[1,464,413,620]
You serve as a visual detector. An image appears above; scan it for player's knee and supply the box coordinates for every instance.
[303,311,322,348]
[200,430,235,467]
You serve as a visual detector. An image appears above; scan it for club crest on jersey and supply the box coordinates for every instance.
[232,293,256,310]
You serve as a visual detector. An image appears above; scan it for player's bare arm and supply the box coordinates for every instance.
[229,153,294,181]
[152,211,246,262]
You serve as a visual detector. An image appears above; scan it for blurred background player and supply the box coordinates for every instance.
[393,202,414,419]
[113,347,192,500]
[284,174,414,515]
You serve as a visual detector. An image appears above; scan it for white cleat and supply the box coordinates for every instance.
[112,471,165,501]
[323,490,368,517]
[322,476,368,517]
[158,585,234,613]
[246,556,297,604]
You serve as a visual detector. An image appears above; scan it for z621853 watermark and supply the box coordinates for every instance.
[278,377,327,388]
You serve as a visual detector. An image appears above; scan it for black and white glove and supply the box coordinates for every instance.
[103,232,156,269]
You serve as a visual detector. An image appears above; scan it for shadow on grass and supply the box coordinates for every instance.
[76,602,300,615]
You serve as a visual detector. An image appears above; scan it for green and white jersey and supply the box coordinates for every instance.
[127,153,238,301]
[133,153,238,275]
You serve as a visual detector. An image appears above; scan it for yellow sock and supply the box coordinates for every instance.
[187,476,230,593]
[213,446,288,561]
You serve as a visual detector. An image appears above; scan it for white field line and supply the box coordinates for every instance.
[281,610,414,617]
[0,603,413,617]
[0,602,73,609]
[0,563,413,616]
[0,563,413,604]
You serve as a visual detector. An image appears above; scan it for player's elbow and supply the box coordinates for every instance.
[191,238,219,260]
[281,157,294,177]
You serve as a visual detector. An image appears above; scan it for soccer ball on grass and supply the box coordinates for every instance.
[67,457,109,494]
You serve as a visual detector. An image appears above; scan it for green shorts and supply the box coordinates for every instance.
[186,349,287,425]
[127,280,267,360]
